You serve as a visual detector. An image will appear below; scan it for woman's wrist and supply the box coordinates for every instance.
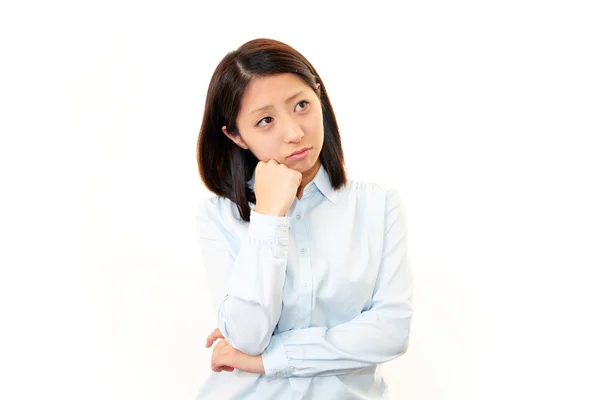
[234,351,265,374]
[254,205,285,217]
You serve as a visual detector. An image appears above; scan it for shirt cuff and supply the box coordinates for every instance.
[262,333,290,381]
[248,210,290,242]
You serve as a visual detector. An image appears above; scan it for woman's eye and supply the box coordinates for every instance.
[256,101,308,127]
[256,116,273,126]
[295,100,309,112]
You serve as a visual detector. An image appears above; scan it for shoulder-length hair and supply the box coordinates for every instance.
[197,38,347,222]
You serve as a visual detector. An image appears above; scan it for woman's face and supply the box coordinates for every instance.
[222,73,324,174]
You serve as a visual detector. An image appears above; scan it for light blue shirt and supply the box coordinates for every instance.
[194,164,414,399]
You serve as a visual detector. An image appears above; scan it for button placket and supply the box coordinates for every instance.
[293,204,313,331]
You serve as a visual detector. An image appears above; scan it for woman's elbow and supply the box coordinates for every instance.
[217,303,274,355]
[219,321,271,355]
[391,327,411,358]
[396,336,409,357]
[230,335,270,356]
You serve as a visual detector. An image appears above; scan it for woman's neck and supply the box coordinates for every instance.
[296,160,321,199]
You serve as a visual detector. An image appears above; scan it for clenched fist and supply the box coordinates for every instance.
[253,160,302,217]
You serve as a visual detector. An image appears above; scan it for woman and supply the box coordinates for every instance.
[195,38,414,399]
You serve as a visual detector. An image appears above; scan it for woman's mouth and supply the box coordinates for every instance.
[288,147,311,160]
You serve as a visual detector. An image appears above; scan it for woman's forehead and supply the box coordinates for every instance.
[240,73,311,111]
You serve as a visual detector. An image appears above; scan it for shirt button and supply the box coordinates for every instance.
[300,248,305,254]
[304,282,309,288]
[296,213,301,220]
[276,372,282,377]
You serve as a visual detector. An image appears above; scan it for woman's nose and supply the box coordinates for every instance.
[282,119,304,143]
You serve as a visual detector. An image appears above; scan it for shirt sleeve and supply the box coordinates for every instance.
[196,197,291,356]
[261,189,414,378]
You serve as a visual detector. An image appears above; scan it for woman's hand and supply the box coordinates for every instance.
[254,159,302,216]
[206,328,265,374]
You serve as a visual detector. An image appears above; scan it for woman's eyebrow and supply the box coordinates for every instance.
[249,90,310,115]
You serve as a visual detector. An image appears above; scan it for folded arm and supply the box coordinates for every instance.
[261,189,414,378]
[196,198,290,356]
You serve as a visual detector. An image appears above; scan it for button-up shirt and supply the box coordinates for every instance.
[194,164,414,399]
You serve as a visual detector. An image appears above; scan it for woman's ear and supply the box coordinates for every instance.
[221,126,249,150]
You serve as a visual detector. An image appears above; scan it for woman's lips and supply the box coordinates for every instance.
[288,147,311,160]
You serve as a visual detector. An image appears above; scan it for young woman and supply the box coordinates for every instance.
[195,38,414,399]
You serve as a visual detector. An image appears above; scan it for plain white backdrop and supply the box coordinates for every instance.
[1,1,599,399]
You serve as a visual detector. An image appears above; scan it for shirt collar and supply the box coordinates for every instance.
[311,163,338,204]
[246,163,339,204]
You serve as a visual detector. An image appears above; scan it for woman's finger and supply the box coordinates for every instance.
[211,348,235,372]
[205,328,224,348]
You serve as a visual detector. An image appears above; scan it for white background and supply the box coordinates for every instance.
[1,1,599,399]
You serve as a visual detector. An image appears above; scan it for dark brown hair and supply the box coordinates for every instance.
[196,38,347,222]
